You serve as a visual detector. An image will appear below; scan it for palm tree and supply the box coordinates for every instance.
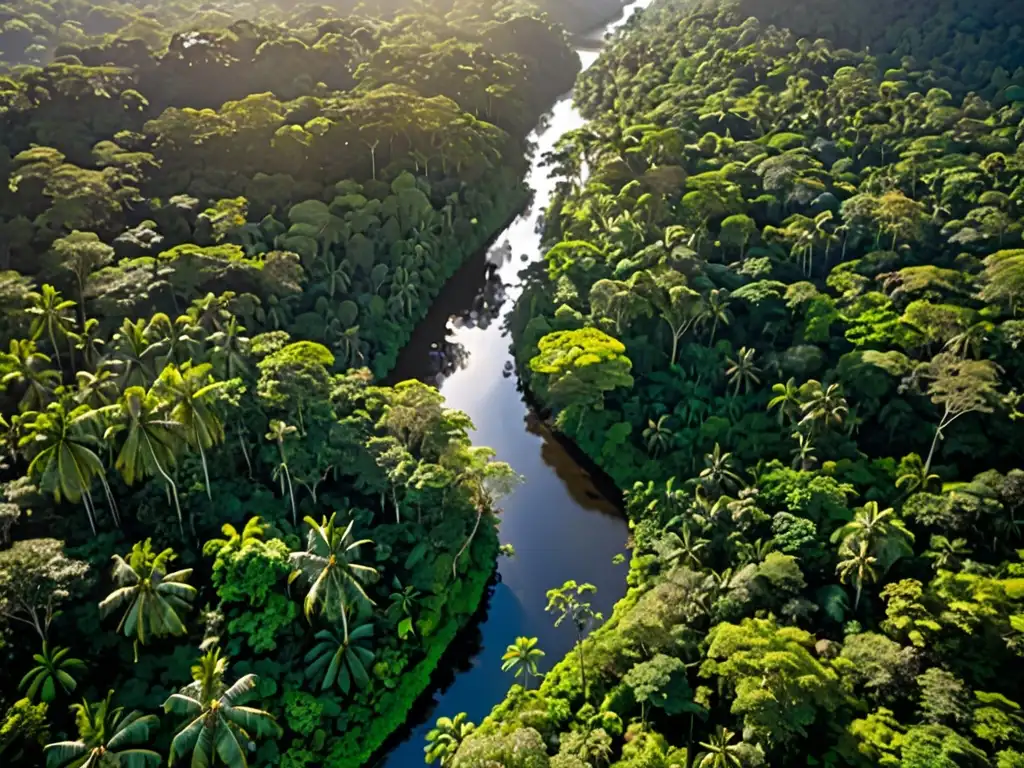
[147,313,200,368]
[925,535,972,572]
[424,713,475,766]
[389,266,420,318]
[696,288,732,346]
[767,378,801,426]
[289,512,378,641]
[99,539,196,660]
[154,362,227,499]
[500,636,545,691]
[208,316,249,380]
[164,648,280,767]
[737,537,775,565]
[304,620,375,694]
[836,538,879,611]
[896,453,940,494]
[265,419,298,525]
[108,319,158,389]
[334,325,365,369]
[27,284,76,376]
[790,431,817,470]
[642,415,674,457]
[72,318,106,372]
[21,400,117,534]
[44,690,160,768]
[256,294,294,331]
[831,501,915,566]
[96,386,185,536]
[664,524,710,568]
[799,380,848,435]
[699,443,742,496]
[187,293,231,333]
[387,576,420,639]
[315,252,353,299]
[0,411,28,466]
[74,368,119,408]
[19,643,86,702]
[0,339,60,411]
[725,347,761,396]
[694,726,744,768]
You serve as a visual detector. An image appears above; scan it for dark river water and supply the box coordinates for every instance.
[377,2,652,765]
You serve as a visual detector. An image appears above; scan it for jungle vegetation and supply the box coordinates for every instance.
[435,0,1024,766]
[0,0,608,765]
[0,0,627,68]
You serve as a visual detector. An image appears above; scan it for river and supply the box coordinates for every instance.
[378,1,652,764]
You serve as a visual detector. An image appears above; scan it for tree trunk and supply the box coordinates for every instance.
[708,317,719,347]
[49,329,63,377]
[686,713,696,768]
[921,423,942,479]
[284,465,297,527]
[238,431,253,478]
[99,473,120,527]
[28,608,46,643]
[81,492,97,536]
[145,432,184,538]
[197,426,212,499]
[76,277,87,326]
[576,633,588,701]
[452,506,483,579]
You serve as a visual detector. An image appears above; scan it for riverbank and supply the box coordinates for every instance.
[331,527,499,768]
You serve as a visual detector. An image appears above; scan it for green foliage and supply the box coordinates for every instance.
[701,618,845,748]
[529,328,634,432]
[19,643,85,702]
[0,698,49,762]
[623,653,703,718]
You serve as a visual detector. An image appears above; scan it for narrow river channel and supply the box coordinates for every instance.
[378,1,652,763]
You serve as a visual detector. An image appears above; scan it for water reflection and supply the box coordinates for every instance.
[523,411,623,518]
[392,240,512,387]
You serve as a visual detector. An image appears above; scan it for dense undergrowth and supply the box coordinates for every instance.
[440,0,1024,766]
[0,0,603,766]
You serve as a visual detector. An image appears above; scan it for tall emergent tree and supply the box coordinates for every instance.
[912,353,1001,475]
[529,328,634,433]
[501,636,545,691]
[546,580,604,701]
[0,538,89,642]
